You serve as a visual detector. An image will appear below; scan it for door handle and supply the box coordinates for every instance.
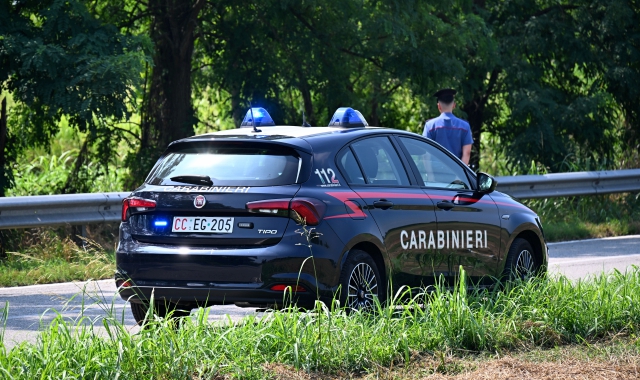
[437,201,455,210]
[373,199,394,209]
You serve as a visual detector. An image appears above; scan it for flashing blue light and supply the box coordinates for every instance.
[240,107,276,128]
[328,107,369,128]
[154,220,168,227]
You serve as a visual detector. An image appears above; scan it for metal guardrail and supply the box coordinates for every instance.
[0,192,129,229]
[0,169,638,229]
[495,169,640,199]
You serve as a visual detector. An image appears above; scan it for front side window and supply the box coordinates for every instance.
[350,137,410,186]
[146,145,301,187]
[398,137,472,190]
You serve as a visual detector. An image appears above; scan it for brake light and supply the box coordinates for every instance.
[116,279,132,288]
[122,197,157,222]
[246,198,326,225]
[270,284,307,292]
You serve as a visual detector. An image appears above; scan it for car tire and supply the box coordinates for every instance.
[337,250,384,311]
[130,301,192,326]
[502,238,539,281]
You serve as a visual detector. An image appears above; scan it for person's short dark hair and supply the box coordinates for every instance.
[434,88,456,104]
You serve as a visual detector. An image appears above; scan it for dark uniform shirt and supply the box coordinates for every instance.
[423,112,473,159]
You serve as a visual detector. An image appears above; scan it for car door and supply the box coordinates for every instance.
[395,136,502,284]
[337,135,441,289]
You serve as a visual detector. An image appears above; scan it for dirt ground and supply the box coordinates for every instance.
[258,341,640,380]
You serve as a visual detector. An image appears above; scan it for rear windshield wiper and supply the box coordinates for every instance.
[169,175,213,186]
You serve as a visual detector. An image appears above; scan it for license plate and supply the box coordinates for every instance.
[171,217,234,233]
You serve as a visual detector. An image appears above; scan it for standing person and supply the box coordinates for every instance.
[423,89,473,165]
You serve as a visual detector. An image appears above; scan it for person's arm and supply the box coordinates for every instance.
[423,122,431,138]
[461,144,471,165]
[461,124,473,165]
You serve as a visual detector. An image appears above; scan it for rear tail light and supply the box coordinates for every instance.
[246,199,290,216]
[122,197,157,222]
[270,284,307,292]
[246,198,326,225]
[116,279,133,288]
[290,199,325,225]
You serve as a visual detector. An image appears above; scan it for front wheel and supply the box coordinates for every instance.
[130,301,191,326]
[337,250,384,311]
[502,238,539,281]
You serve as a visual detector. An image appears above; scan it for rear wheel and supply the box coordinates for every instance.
[130,301,192,326]
[502,238,539,281]
[338,250,384,311]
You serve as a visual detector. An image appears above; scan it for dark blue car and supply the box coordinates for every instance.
[116,107,548,324]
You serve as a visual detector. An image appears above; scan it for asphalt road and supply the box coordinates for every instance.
[1,234,639,350]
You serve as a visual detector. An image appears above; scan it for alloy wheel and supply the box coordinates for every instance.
[347,262,379,309]
[515,249,535,279]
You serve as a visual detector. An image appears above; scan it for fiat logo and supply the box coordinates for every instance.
[193,195,206,208]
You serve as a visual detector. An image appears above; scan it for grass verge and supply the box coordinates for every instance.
[0,229,115,287]
[1,268,640,379]
[524,192,640,242]
[544,219,640,242]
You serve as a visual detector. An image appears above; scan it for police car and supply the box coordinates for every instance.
[116,107,548,324]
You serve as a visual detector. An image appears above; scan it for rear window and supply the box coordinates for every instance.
[146,145,301,187]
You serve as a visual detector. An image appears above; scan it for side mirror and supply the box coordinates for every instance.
[477,172,497,193]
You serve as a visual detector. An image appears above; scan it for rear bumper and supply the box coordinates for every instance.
[115,222,346,307]
[116,282,322,308]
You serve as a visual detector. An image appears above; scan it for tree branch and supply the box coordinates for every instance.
[482,68,500,105]
[533,5,578,18]
[109,124,143,142]
[195,115,220,131]
[288,7,385,70]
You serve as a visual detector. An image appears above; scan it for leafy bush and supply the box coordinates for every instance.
[8,149,127,196]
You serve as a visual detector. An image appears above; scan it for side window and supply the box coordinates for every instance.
[398,137,471,190]
[351,137,410,186]
[336,147,365,184]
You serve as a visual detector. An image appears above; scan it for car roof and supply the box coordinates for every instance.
[193,125,381,138]
[169,125,425,155]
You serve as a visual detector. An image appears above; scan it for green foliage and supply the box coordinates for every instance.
[3,269,640,377]
[3,0,640,193]
[0,0,149,193]
[482,1,619,172]
[194,0,471,128]
[7,148,126,196]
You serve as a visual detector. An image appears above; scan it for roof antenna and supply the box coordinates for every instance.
[250,103,261,133]
[302,111,312,127]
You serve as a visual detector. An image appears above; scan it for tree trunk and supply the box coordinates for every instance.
[230,85,244,128]
[462,99,483,172]
[131,0,204,185]
[300,81,315,126]
[461,69,500,172]
[0,97,6,197]
[0,97,7,258]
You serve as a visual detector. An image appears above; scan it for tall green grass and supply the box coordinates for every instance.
[525,192,640,241]
[2,268,640,379]
[0,229,115,287]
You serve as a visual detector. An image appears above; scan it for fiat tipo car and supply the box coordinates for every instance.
[116,107,547,324]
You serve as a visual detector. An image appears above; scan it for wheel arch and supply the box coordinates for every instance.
[514,229,546,273]
[347,241,388,286]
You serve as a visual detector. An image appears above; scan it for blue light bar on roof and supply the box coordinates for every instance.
[240,107,276,128]
[328,107,369,128]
